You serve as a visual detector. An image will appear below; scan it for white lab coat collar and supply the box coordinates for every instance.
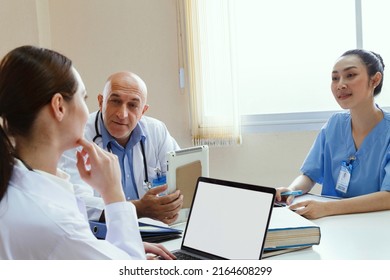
[15,159,74,194]
[13,159,88,220]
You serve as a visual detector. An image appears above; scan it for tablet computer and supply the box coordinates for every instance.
[166,145,209,208]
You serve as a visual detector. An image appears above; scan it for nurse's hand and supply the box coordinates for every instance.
[133,185,183,225]
[144,242,177,260]
[289,200,329,219]
[76,138,125,205]
[275,187,296,205]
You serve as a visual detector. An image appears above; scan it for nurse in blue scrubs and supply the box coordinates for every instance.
[276,49,390,219]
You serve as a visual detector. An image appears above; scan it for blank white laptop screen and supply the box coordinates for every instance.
[180,177,275,260]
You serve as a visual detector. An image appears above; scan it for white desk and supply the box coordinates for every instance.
[270,210,390,259]
[162,210,390,260]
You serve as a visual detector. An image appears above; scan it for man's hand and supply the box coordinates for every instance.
[132,185,183,224]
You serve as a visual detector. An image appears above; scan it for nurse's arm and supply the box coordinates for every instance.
[323,191,390,216]
[291,191,390,219]
[276,174,315,204]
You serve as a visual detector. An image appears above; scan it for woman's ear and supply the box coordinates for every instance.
[50,93,66,121]
[372,72,382,88]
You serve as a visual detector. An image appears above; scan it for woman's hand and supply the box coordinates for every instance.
[275,187,297,205]
[144,242,177,260]
[75,138,125,205]
[289,200,329,219]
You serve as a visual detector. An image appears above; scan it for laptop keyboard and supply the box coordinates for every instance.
[173,251,202,260]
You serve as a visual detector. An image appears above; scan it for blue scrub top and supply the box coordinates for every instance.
[301,109,390,198]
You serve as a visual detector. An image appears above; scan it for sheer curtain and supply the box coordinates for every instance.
[178,0,241,146]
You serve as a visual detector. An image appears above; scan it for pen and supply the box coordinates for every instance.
[281,190,303,196]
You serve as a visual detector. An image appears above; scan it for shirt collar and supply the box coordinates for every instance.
[100,115,146,150]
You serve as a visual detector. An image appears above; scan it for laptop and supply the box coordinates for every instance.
[172,177,276,260]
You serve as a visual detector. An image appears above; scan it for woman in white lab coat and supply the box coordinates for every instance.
[0,45,175,259]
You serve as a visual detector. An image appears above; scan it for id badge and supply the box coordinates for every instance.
[336,162,352,193]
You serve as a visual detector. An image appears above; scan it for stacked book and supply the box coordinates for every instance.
[262,207,321,258]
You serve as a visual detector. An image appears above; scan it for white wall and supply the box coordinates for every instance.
[0,0,321,191]
[0,0,40,54]
[48,0,192,146]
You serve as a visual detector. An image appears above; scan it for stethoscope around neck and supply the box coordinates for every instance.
[92,111,150,189]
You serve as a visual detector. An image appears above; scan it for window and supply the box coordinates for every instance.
[361,0,390,109]
[178,0,390,140]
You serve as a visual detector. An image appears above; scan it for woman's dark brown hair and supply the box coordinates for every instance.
[0,45,78,200]
[341,49,385,96]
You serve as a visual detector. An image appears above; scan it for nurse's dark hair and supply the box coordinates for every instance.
[341,49,385,96]
[0,45,77,201]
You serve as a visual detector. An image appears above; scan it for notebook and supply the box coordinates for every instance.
[172,177,276,260]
